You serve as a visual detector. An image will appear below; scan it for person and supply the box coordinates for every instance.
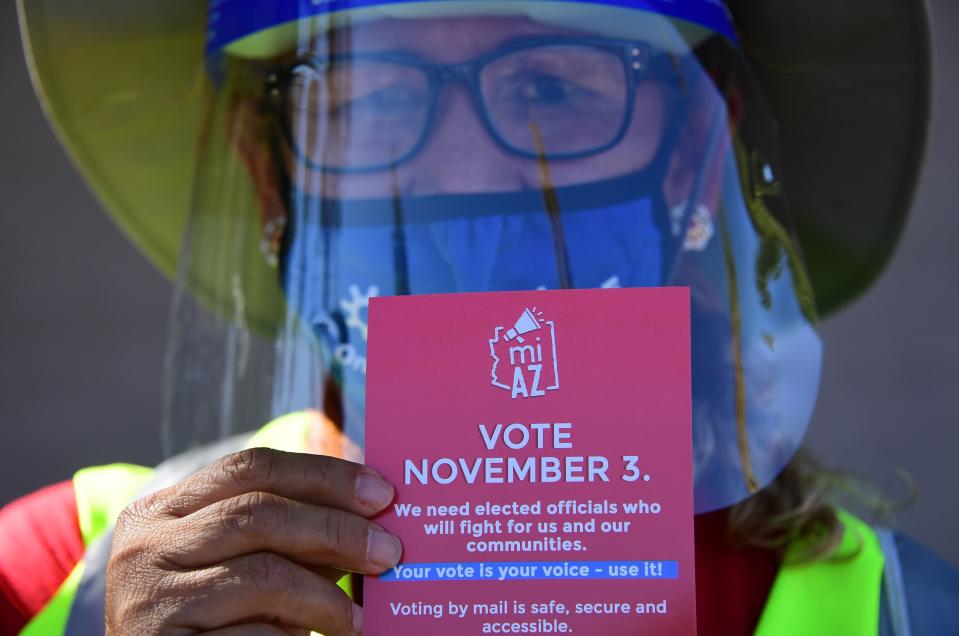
[3,0,957,634]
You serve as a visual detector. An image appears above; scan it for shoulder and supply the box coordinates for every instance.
[0,463,156,633]
[893,533,959,635]
[0,480,84,633]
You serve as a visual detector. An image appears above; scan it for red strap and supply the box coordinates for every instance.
[0,480,84,633]
[695,509,779,636]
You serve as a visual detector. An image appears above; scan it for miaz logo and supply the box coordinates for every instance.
[489,307,559,399]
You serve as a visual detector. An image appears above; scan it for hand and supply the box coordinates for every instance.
[105,447,400,635]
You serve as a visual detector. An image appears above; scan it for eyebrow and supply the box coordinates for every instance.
[302,18,591,58]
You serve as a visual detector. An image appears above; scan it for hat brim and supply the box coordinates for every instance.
[727,0,933,314]
[17,0,207,283]
[18,0,932,315]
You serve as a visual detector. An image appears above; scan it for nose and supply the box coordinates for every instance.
[399,85,531,195]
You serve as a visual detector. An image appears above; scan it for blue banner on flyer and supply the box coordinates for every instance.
[380,560,680,582]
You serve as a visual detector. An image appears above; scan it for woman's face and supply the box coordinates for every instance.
[278,17,672,199]
[211,14,823,514]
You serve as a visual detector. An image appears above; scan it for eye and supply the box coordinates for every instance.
[350,83,427,115]
[511,74,579,107]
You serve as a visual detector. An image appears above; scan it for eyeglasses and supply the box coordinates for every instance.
[266,36,671,173]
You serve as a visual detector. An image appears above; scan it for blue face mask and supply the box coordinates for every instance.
[281,172,668,398]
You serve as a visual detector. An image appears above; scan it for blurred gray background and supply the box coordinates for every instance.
[1,1,956,566]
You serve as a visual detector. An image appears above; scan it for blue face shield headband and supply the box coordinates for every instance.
[206,0,738,55]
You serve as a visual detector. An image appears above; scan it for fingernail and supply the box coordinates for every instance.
[352,602,363,634]
[355,472,394,510]
[367,526,402,569]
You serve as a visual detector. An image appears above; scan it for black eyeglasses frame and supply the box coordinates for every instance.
[265,35,679,174]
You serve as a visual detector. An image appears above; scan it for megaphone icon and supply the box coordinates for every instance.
[504,308,542,344]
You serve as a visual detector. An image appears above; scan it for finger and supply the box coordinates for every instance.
[155,447,395,518]
[169,552,362,636]
[166,491,402,574]
[202,625,309,636]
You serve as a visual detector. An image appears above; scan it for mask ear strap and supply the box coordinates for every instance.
[389,162,412,295]
[616,52,696,285]
[660,91,728,285]
[271,124,295,279]
[273,117,345,320]
[649,105,684,284]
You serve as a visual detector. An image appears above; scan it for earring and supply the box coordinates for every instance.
[259,215,287,268]
[669,201,714,252]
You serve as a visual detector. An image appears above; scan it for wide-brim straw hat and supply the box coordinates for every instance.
[17,0,932,315]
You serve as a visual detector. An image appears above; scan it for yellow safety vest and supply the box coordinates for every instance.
[21,412,886,635]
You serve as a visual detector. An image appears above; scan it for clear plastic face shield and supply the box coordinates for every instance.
[164,0,822,513]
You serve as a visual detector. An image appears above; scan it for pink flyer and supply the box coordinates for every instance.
[365,287,695,635]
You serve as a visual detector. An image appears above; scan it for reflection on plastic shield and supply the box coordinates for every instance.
[166,19,821,518]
